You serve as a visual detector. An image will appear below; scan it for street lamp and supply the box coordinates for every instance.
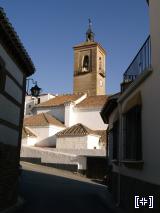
[26,78,42,97]
[30,82,41,97]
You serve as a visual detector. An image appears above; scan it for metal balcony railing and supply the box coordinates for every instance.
[123,36,151,82]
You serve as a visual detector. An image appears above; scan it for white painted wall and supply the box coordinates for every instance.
[64,102,107,129]
[49,125,65,137]
[73,108,108,130]
[112,71,160,186]
[21,145,87,170]
[23,125,64,147]
[25,126,49,141]
[25,94,55,115]
[56,135,100,150]
[35,105,65,122]
[22,137,37,146]
[39,94,55,103]
[64,102,76,127]
[36,135,57,147]
[87,135,100,149]
[149,0,160,72]
[56,136,87,149]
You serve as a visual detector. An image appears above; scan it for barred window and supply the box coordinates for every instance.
[123,105,142,160]
[113,120,119,160]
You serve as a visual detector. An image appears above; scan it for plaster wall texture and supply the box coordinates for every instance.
[0,93,20,126]
[56,136,88,149]
[21,145,87,170]
[112,71,160,186]
[36,135,57,147]
[149,0,160,72]
[35,105,65,122]
[23,125,64,147]
[96,47,106,95]
[25,126,49,141]
[49,148,106,156]
[0,43,23,84]
[73,108,107,130]
[56,135,100,150]
[87,135,100,149]
[114,0,160,186]
[0,124,19,146]
[22,137,37,146]
[5,76,22,103]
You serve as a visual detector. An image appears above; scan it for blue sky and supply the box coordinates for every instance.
[0,0,149,95]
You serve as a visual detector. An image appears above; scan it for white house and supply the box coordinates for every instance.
[101,0,160,211]
[22,127,37,146]
[24,93,54,116]
[23,112,65,146]
[56,123,101,150]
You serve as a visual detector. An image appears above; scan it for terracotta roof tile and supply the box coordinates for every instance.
[24,113,64,127]
[36,94,83,108]
[76,95,108,108]
[56,123,100,137]
[22,127,37,138]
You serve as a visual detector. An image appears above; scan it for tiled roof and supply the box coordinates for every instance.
[22,127,37,138]
[56,123,100,137]
[76,95,108,108]
[24,113,65,127]
[100,93,120,124]
[0,7,35,75]
[36,94,83,108]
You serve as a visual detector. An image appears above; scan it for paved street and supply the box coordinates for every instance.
[18,162,118,213]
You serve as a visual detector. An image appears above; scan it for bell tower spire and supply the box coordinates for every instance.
[86,19,95,42]
[73,20,106,96]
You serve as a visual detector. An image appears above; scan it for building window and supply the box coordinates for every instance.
[123,105,142,160]
[112,120,119,160]
[108,120,119,160]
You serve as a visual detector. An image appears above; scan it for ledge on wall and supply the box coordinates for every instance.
[111,159,119,165]
[121,160,144,170]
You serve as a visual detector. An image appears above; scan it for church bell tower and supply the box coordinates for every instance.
[73,19,106,96]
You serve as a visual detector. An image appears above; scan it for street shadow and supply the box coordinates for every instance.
[17,168,117,213]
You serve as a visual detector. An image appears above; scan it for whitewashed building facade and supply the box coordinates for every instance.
[101,0,160,211]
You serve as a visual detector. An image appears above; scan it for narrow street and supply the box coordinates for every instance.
[18,162,117,213]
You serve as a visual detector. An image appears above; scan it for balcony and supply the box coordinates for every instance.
[123,36,151,82]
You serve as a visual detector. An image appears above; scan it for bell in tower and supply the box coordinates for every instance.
[73,20,106,96]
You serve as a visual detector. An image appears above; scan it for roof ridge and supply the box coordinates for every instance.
[42,113,50,124]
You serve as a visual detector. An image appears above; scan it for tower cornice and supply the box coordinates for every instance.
[73,42,106,54]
